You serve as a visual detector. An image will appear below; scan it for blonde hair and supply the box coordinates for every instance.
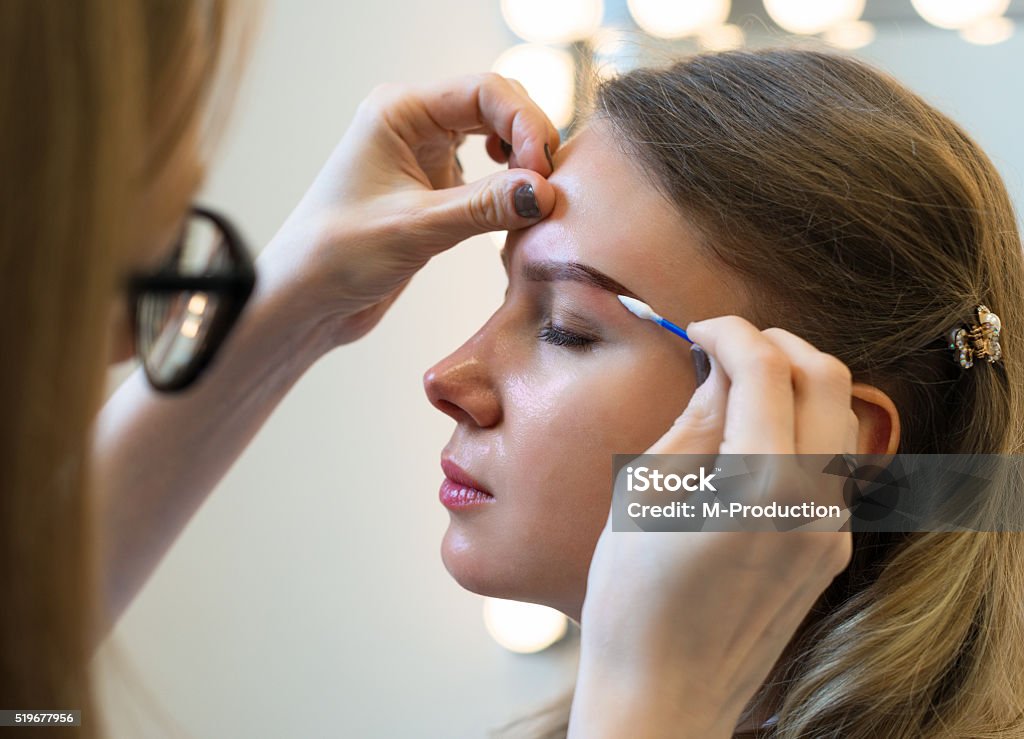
[0,1,240,735]
[503,48,1024,738]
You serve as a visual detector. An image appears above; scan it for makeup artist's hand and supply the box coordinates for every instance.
[570,316,858,739]
[257,73,560,347]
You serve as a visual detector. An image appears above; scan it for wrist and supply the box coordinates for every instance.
[253,215,356,356]
[569,677,732,739]
[246,243,341,364]
[571,639,737,739]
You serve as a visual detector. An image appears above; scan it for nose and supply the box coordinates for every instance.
[423,334,502,429]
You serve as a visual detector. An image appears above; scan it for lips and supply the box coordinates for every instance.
[441,458,491,495]
[440,457,494,509]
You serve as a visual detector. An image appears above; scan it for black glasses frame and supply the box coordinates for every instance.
[125,205,256,393]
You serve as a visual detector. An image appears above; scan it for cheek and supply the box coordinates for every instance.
[500,344,694,536]
[509,345,694,469]
[441,340,697,611]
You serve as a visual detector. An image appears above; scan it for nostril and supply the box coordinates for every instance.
[434,398,465,419]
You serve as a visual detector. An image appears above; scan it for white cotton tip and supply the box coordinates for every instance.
[617,295,660,322]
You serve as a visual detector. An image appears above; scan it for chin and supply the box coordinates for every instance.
[440,526,515,599]
[439,526,586,618]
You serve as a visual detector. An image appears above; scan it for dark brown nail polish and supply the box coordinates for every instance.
[514,184,541,218]
[544,142,554,172]
[691,345,711,388]
[500,139,513,158]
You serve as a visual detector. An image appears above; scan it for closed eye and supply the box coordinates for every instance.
[538,322,598,350]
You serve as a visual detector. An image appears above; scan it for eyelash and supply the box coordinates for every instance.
[538,322,597,351]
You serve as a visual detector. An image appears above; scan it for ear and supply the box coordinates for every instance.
[851,382,901,455]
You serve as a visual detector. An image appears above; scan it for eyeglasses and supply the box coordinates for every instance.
[125,206,256,393]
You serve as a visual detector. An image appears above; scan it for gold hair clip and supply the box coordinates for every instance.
[949,304,1003,368]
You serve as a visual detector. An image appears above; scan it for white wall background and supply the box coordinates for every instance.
[97,2,1024,737]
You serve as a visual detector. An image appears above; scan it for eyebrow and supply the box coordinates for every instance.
[501,253,642,300]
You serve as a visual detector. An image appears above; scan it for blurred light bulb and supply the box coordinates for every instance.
[483,597,569,653]
[627,0,730,38]
[763,0,865,34]
[591,25,625,57]
[591,26,625,80]
[910,0,1010,30]
[959,15,1015,44]
[698,23,745,50]
[591,26,641,79]
[493,44,576,129]
[501,0,604,43]
[822,19,876,48]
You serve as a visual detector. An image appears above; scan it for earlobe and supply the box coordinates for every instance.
[850,382,901,455]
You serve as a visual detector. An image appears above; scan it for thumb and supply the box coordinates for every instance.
[417,168,556,246]
[647,344,729,455]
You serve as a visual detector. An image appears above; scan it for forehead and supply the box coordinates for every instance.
[504,120,744,324]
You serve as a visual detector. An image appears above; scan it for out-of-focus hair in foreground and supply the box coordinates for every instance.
[0,1,247,734]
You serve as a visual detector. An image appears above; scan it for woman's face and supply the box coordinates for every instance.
[423,120,749,619]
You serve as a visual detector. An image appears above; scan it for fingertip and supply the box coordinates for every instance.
[512,181,541,220]
[690,343,712,390]
[685,319,705,337]
[507,169,556,227]
[485,133,509,164]
[515,137,555,177]
[684,320,718,356]
[529,174,556,217]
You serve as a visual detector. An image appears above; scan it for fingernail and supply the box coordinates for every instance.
[544,142,554,172]
[454,153,463,174]
[500,139,513,158]
[691,345,711,389]
[514,183,541,218]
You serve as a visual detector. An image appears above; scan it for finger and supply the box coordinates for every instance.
[502,78,546,164]
[413,131,471,190]
[451,133,467,185]
[485,132,511,164]
[451,152,464,186]
[504,77,530,98]
[398,73,560,176]
[415,168,556,245]
[647,344,730,456]
[685,316,796,454]
[759,328,854,455]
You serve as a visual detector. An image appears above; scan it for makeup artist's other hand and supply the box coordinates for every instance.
[258,73,559,347]
[571,316,858,739]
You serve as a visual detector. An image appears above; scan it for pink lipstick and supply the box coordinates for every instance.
[440,458,495,510]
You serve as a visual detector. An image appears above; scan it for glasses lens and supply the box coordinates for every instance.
[136,215,236,389]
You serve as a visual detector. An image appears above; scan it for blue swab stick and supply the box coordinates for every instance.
[617,295,693,344]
